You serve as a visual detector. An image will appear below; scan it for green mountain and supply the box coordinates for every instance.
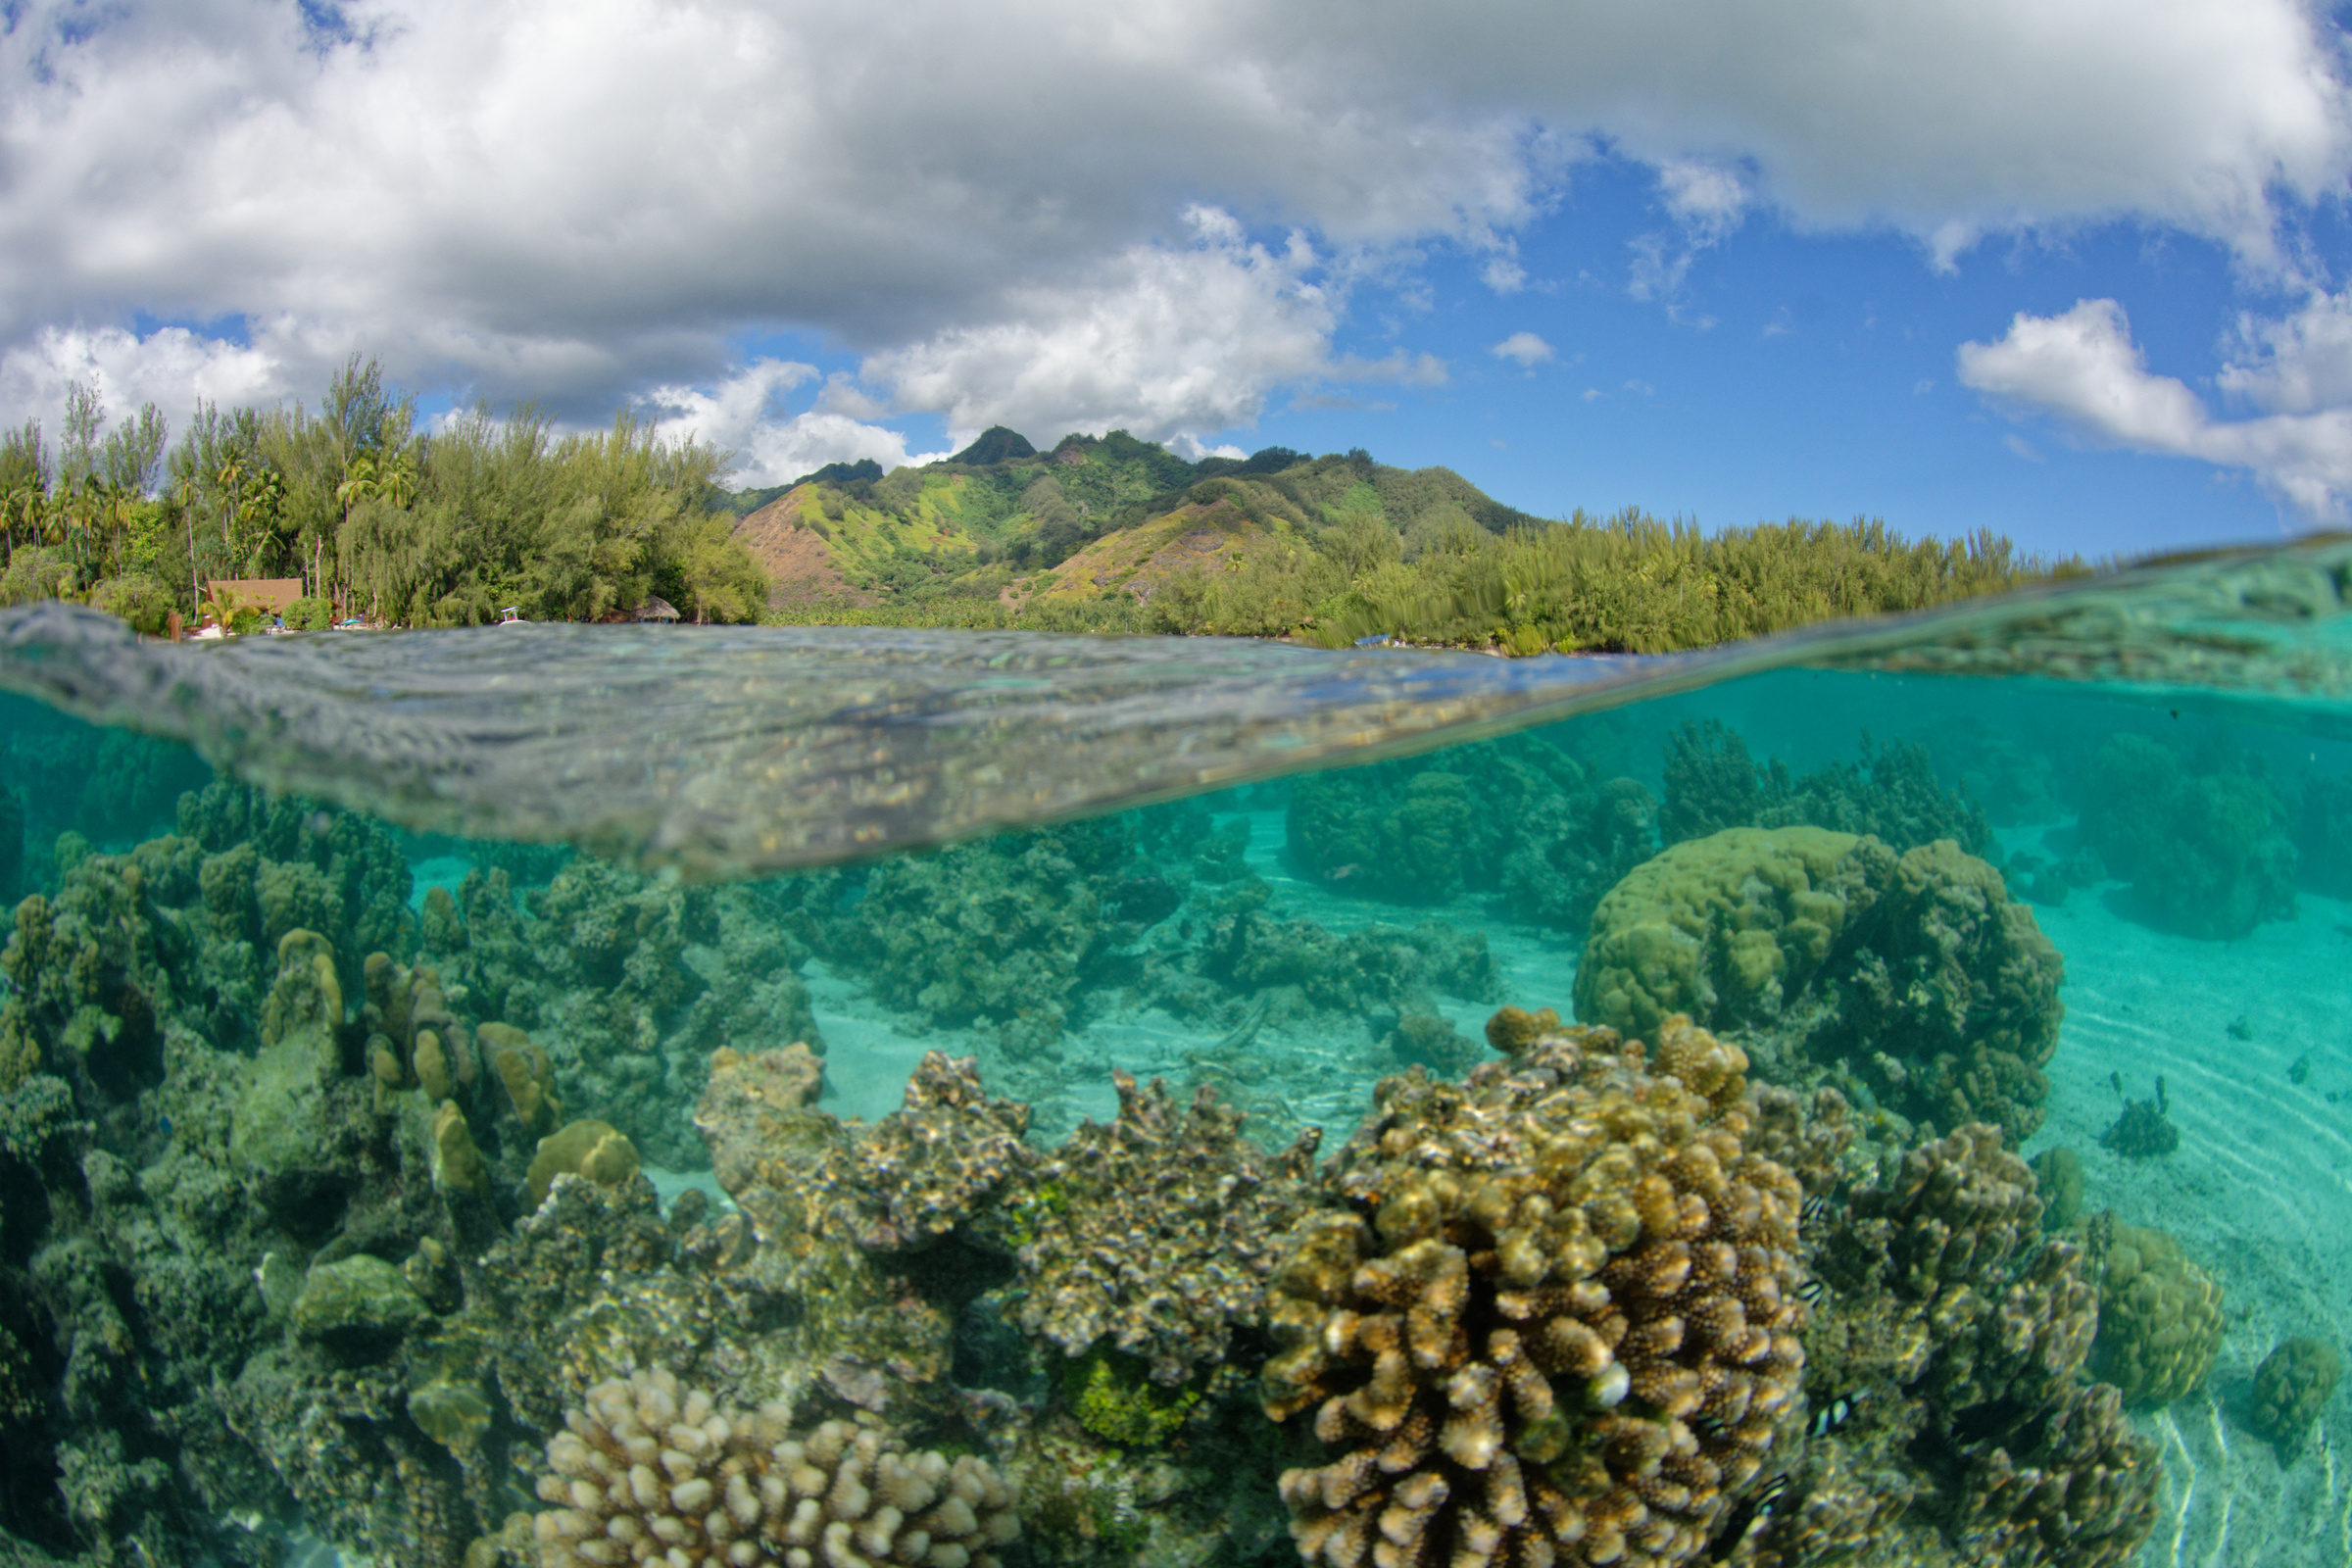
[722,427,2060,652]
[724,428,1542,609]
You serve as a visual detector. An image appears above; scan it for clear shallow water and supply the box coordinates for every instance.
[0,541,2348,1568]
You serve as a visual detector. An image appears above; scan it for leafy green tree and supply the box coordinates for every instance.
[56,380,102,492]
[0,419,45,497]
[96,404,168,494]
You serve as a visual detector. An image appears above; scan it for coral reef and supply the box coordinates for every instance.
[532,1369,1020,1568]
[0,794,708,1568]
[1777,1124,2156,1568]
[1060,1347,1204,1447]
[688,1045,1018,1419]
[0,786,20,906]
[2246,1337,2340,1451]
[1576,827,1888,1043]
[1659,721,1992,858]
[2029,1148,2083,1231]
[2082,1214,2224,1407]
[1178,904,1500,1024]
[527,1119,644,1207]
[1944,1382,2162,1568]
[0,693,215,863]
[2295,773,2352,899]
[994,1071,1320,1385]
[177,780,417,972]
[421,856,821,1168]
[1285,733,1659,928]
[832,832,1113,1038]
[1575,827,2065,1142]
[1261,1013,1807,1568]
[2098,1078,2177,1159]
[2077,732,2297,939]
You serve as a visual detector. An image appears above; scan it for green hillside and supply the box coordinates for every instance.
[727,429,2066,652]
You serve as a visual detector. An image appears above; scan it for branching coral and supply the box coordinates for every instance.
[997,1071,1320,1385]
[532,1368,1020,1568]
[423,856,820,1168]
[1660,721,1991,857]
[1285,734,1658,928]
[1261,1014,1806,1568]
[1184,906,1501,1019]
[1781,1123,2156,1568]
[1948,1382,2160,1568]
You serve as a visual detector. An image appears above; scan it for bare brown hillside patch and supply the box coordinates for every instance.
[733,492,874,607]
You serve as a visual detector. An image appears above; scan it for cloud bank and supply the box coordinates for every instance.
[1,0,2345,480]
[1959,298,2352,521]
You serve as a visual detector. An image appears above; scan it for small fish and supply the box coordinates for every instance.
[1702,1473,1792,1560]
[1795,1279,1828,1308]
[1329,863,1362,881]
[1689,1412,1728,1443]
[1800,1195,1830,1229]
[1808,1396,1855,1437]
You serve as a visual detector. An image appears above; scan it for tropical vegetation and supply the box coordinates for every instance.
[0,359,767,629]
[0,368,2075,652]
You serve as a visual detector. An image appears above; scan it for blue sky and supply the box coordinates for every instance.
[4,0,2349,560]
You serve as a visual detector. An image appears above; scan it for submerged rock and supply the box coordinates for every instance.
[289,1254,429,1342]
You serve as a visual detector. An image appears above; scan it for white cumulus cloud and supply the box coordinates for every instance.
[0,0,2344,455]
[863,211,1345,450]
[0,325,290,440]
[1492,331,1556,368]
[1958,298,2352,521]
[641,360,947,485]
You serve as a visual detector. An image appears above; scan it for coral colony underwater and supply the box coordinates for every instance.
[0,542,2348,1568]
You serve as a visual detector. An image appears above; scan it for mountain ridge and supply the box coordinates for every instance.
[723,428,1544,612]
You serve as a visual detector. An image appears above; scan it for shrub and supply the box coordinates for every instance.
[87,574,177,636]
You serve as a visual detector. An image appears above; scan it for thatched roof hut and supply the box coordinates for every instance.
[635,595,681,622]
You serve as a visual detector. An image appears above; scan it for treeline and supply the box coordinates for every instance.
[755,436,2074,652]
[763,511,2067,652]
[0,359,767,629]
[1298,509,2068,653]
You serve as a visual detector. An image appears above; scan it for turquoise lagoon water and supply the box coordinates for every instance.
[0,542,2348,1568]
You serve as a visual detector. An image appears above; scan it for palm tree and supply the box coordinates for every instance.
[174,473,204,614]
[98,481,135,579]
[376,447,417,510]
[2,484,37,564]
[333,454,380,612]
[213,457,243,550]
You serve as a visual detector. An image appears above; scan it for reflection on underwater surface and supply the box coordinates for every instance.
[0,545,2348,1567]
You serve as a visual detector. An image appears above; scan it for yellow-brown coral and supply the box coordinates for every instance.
[527,1119,643,1208]
[2083,1215,2224,1407]
[531,1368,1019,1568]
[2248,1337,2340,1449]
[1574,829,2065,1144]
[1574,827,1876,1043]
[1261,1013,1805,1568]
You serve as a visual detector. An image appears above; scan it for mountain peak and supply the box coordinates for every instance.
[950,426,1039,466]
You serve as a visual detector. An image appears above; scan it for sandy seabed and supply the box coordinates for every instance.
[2025,882,2352,1568]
